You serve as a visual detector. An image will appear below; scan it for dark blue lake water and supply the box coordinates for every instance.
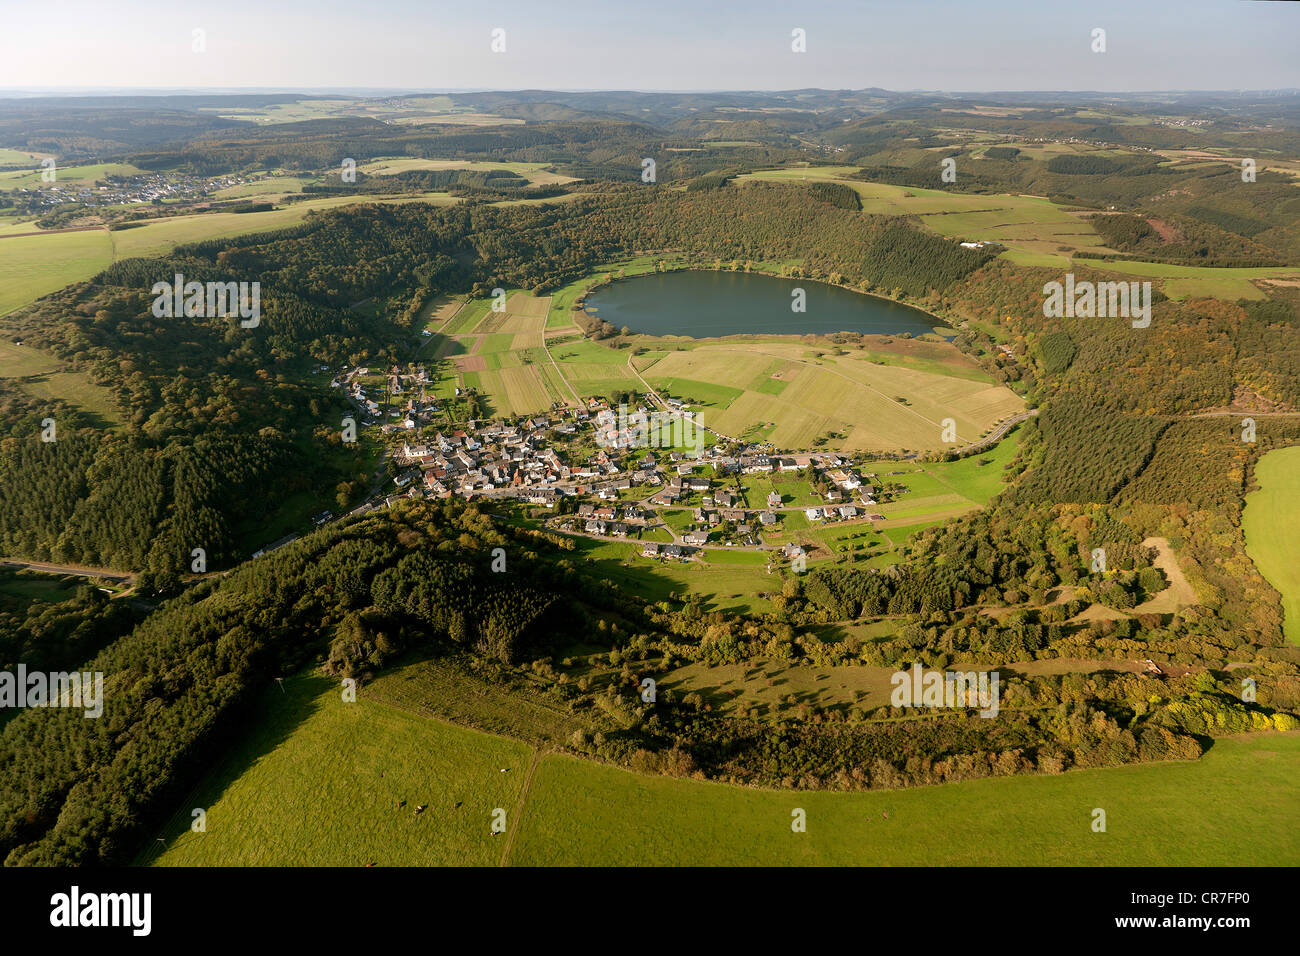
[584,271,942,338]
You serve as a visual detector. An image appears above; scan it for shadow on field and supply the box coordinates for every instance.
[135,670,332,864]
[21,373,116,430]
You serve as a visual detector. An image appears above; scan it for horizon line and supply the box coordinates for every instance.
[2,86,1299,97]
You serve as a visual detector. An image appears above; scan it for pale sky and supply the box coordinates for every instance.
[1,0,1296,92]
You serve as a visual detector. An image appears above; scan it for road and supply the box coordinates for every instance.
[1178,411,1300,419]
[625,352,738,444]
[542,328,582,406]
[0,558,135,585]
[953,408,1037,456]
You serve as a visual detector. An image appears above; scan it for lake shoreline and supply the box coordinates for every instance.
[584,267,951,340]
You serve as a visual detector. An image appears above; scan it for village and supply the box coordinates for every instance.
[11,170,252,212]
[322,360,915,568]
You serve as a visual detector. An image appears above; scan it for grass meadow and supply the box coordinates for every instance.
[0,162,141,192]
[0,339,123,424]
[0,567,83,614]
[1244,446,1300,644]
[0,228,114,316]
[148,671,1300,866]
[1080,258,1300,302]
[358,157,577,186]
[149,673,532,867]
[633,338,1024,453]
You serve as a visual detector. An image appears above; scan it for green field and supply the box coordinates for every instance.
[880,520,943,547]
[0,568,83,613]
[518,732,1300,865]
[0,147,53,165]
[0,228,114,316]
[150,672,1300,866]
[735,168,1114,264]
[633,339,1024,453]
[648,375,745,409]
[209,175,310,199]
[0,161,141,192]
[544,338,638,402]
[0,338,62,376]
[1077,258,1300,302]
[569,537,776,614]
[0,339,122,424]
[16,370,122,425]
[922,430,1023,504]
[425,291,568,414]
[358,157,576,186]
[1244,446,1300,644]
[149,673,532,866]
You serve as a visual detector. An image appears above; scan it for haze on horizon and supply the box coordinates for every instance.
[1,0,1296,94]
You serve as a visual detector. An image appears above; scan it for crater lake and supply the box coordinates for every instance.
[583,271,945,338]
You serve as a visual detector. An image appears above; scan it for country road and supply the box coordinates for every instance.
[542,326,583,407]
[1178,410,1300,419]
[625,352,738,443]
[0,558,134,584]
[954,408,1038,456]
